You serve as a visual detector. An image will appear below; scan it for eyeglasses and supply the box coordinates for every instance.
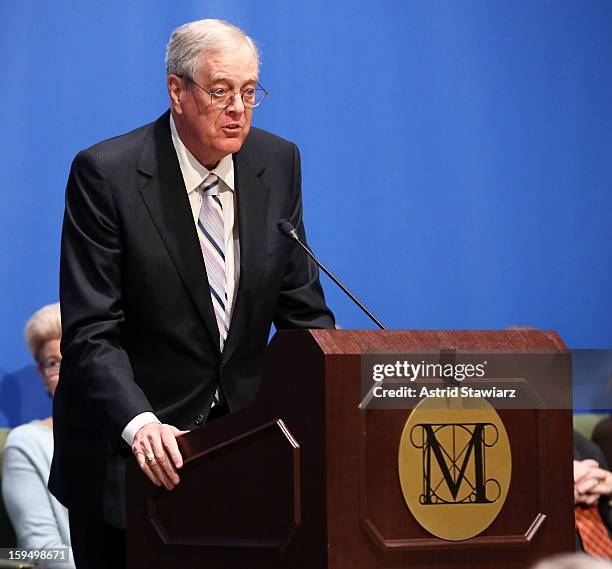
[40,357,61,373]
[180,76,268,109]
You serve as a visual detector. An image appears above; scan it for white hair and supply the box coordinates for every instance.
[165,19,259,80]
[24,302,61,362]
[531,553,612,569]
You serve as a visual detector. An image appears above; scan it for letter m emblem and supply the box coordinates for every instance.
[412,423,499,505]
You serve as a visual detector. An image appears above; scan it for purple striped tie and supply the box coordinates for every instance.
[197,173,229,351]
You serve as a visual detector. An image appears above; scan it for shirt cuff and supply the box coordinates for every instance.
[121,412,161,447]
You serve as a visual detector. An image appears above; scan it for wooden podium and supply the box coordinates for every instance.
[126,330,575,569]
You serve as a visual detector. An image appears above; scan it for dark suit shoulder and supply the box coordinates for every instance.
[244,126,297,156]
[239,127,299,181]
[247,126,294,147]
[574,430,608,467]
[74,118,156,170]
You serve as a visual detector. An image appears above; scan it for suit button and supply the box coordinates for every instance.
[194,414,204,426]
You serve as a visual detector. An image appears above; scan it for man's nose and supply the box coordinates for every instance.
[226,93,245,113]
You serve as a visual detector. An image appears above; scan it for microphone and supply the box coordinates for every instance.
[277,220,385,330]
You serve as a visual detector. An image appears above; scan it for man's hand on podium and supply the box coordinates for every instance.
[132,423,188,490]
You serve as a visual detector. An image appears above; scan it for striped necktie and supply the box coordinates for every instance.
[575,504,612,559]
[197,173,229,352]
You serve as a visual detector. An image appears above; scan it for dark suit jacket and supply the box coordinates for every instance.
[593,416,612,469]
[49,111,334,528]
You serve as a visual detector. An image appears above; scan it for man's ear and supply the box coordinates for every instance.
[167,75,185,114]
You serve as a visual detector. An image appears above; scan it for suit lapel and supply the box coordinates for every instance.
[222,141,270,364]
[137,112,221,351]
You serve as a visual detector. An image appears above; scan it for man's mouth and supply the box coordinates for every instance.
[221,124,243,137]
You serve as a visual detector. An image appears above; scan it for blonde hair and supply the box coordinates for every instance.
[24,302,61,362]
[531,553,612,569]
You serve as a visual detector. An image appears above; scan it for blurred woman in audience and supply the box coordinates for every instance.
[532,552,612,568]
[1,303,75,568]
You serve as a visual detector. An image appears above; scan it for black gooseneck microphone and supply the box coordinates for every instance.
[277,220,386,330]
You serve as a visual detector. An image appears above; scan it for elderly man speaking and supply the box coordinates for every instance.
[50,19,334,568]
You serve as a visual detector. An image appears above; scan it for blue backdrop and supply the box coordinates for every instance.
[1,1,611,426]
